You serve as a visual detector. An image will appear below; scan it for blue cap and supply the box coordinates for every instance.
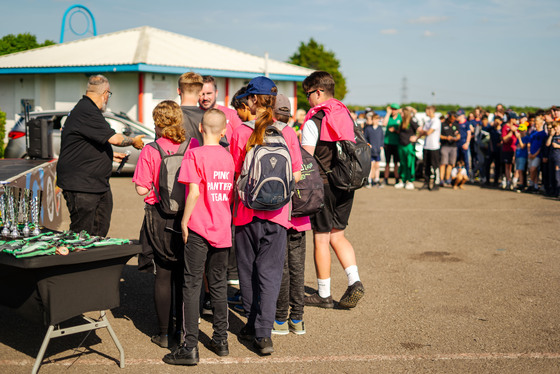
[508,112,518,120]
[235,76,277,99]
[456,109,465,117]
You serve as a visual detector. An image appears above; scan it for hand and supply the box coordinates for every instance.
[462,143,469,150]
[182,225,189,244]
[113,152,127,162]
[386,106,392,114]
[388,127,395,132]
[409,135,417,143]
[132,135,145,150]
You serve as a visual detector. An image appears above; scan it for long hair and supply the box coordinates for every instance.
[401,107,413,131]
[152,100,186,144]
[246,86,278,151]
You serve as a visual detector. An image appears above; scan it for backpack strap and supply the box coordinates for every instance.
[243,120,256,130]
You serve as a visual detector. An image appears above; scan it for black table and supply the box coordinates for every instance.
[0,243,141,373]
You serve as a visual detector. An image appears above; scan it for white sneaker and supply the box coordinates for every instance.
[405,181,415,190]
[394,181,404,189]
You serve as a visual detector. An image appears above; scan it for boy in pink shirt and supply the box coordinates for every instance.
[163,109,235,366]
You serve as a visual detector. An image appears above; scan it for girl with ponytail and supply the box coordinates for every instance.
[230,77,302,355]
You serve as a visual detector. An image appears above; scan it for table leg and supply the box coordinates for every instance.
[32,324,55,374]
[100,311,125,368]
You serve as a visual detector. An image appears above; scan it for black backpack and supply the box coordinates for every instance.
[316,117,371,192]
[291,146,324,217]
[148,139,191,215]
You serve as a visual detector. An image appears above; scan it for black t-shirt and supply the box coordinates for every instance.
[56,96,116,193]
[312,111,338,184]
[441,121,459,146]
[181,106,204,145]
[398,118,419,146]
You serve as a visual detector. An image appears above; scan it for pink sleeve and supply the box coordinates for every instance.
[230,127,246,175]
[178,150,201,186]
[283,126,302,173]
[132,145,156,189]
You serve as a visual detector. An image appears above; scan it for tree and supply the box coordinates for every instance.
[0,33,55,56]
[288,38,347,111]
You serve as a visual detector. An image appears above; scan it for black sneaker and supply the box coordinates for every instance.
[338,281,365,309]
[239,324,256,341]
[209,339,229,356]
[304,293,334,308]
[202,295,213,316]
[254,337,274,355]
[163,345,199,366]
[151,334,169,348]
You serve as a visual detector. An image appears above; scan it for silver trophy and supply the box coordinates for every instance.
[0,185,9,237]
[21,190,30,237]
[9,191,19,238]
[31,196,41,236]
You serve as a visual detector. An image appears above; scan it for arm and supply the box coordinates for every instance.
[181,183,200,244]
[462,130,472,150]
[545,128,556,147]
[108,133,145,149]
[135,185,150,196]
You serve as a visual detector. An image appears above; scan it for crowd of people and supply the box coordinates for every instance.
[357,104,560,196]
[57,71,364,366]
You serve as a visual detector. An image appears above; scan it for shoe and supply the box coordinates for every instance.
[227,290,242,305]
[366,183,372,189]
[239,324,255,341]
[151,334,169,348]
[272,320,289,335]
[163,345,199,366]
[288,319,306,335]
[431,184,440,191]
[209,339,229,356]
[202,295,213,316]
[304,293,334,308]
[338,281,365,309]
[394,181,405,189]
[232,303,245,315]
[405,181,415,190]
[254,337,274,355]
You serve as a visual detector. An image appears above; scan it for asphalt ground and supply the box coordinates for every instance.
[1,175,559,373]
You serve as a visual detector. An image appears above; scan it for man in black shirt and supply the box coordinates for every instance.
[177,72,204,145]
[439,112,460,186]
[57,75,145,236]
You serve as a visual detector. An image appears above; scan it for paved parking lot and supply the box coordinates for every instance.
[1,176,559,373]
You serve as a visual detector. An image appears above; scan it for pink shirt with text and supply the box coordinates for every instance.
[178,145,235,248]
[230,123,303,229]
[133,137,199,205]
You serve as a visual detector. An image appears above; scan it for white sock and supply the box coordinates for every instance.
[345,265,360,286]
[317,278,331,298]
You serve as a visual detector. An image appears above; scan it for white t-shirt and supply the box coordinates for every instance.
[451,167,467,179]
[423,116,441,150]
[301,119,319,146]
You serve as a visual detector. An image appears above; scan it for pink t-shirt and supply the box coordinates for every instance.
[178,145,235,248]
[217,105,242,143]
[289,216,311,232]
[230,122,303,229]
[133,137,199,205]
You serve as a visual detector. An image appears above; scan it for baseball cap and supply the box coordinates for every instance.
[519,112,527,118]
[390,103,400,110]
[508,112,518,120]
[447,110,456,117]
[235,76,277,99]
[456,109,465,117]
[274,94,291,117]
[518,122,528,132]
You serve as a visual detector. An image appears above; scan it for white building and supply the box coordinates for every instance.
[0,26,313,130]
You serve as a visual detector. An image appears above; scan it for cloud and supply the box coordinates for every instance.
[408,16,449,24]
[423,30,435,37]
[380,29,398,35]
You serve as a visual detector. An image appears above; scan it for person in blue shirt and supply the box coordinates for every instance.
[455,109,473,178]
[527,115,548,191]
[363,112,384,187]
[514,123,529,190]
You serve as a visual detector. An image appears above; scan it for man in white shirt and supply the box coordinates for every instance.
[418,105,441,190]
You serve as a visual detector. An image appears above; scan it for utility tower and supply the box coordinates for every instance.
[401,76,408,104]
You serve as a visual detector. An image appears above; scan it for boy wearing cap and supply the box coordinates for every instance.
[382,103,402,186]
[501,113,519,190]
[514,123,529,190]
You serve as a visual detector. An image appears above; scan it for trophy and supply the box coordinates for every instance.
[31,196,41,236]
[9,190,19,239]
[21,189,30,237]
[0,185,8,237]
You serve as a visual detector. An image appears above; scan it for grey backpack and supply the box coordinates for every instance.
[148,139,191,215]
[236,121,294,211]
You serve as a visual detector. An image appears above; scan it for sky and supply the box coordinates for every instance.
[2,0,560,108]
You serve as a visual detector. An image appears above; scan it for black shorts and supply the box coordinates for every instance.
[310,183,354,233]
[384,144,400,164]
[501,151,514,164]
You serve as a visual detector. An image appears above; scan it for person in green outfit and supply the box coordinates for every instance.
[382,103,402,186]
[395,107,419,190]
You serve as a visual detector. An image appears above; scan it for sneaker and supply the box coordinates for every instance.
[405,181,415,190]
[366,183,372,189]
[288,320,306,335]
[151,334,169,348]
[394,181,405,189]
[227,290,242,305]
[163,345,199,366]
[338,281,365,309]
[239,324,255,341]
[304,293,334,309]
[202,296,213,316]
[272,320,289,335]
[209,339,229,357]
[254,337,274,355]
[232,303,245,315]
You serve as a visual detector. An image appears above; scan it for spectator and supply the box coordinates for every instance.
[178,72,205,145]
[485,116,503,186]
[439,111,460,186]
[230,86,256,122]
[474,115,490,184]
[418,105,441,190]
[455,109,473,178]
[382,103,402,186]
[513,122,529,190]
[500,112,519,190]
[545,121,560,197]
[199,76,242,143]
[363,112,384,187]
[395,107,419,190]
[451,160,469,190]
[527,115,547,192]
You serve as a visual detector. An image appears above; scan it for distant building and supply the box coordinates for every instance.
[0,26,312,130]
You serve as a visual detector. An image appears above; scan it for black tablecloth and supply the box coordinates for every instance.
[0,244,141,325]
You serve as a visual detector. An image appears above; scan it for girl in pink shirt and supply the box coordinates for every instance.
[133,100,198,349]
[229,77,302,355]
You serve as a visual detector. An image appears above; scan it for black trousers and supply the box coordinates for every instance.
[235,218,287,338]
[182,230,229,348]
[275,229,306,322]
[62,190,112,236]
[423,149,440,183]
